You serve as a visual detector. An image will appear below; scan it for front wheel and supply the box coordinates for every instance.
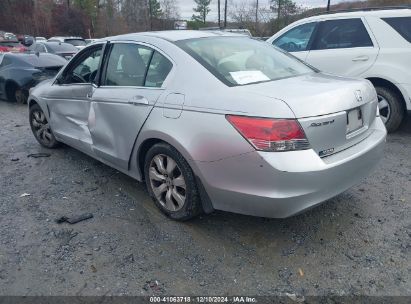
[376,86,404,133]
[29,104,59,148]
[144,143,202,221]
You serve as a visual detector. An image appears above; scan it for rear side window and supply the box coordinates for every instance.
[312,18,373,50]
[382,17,411,43]
[145,52,173,87]
[104,43,153,86]
[104,43,172,87]
[273,22,317,52]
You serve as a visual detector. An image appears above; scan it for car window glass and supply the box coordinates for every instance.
[178,37,313,86]
[0,56,12,68]
[312,18,373,50]
[104,43,153,86]
[382,17,411,43]
[64,46,102,84]
[273,22,317,52]
[145,51,172,87]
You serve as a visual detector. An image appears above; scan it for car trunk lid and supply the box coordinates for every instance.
[237,73,378,157]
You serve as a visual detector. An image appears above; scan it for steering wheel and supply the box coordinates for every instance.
[72,72,87,83]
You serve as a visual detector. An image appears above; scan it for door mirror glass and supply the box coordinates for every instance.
[273,22,317,52]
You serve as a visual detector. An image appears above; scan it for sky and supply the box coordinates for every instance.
[177,0,360,21]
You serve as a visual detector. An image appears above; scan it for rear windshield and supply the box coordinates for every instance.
[177,37,313,86]
[382,17,411,43]
[18,54,66,67]
[0,41,22,47]
[65,39,86,46]
[48,43,78,52]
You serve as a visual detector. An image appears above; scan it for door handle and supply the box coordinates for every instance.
[86,92,93,99]
[352,55,369,62]
[128,95,149,105]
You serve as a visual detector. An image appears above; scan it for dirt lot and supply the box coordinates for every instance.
[0,101,410,297]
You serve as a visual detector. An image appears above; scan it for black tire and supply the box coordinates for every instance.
[144,142,203,221]
[29,103,59,148]
[375,86,404,133]
[5,82,19,103]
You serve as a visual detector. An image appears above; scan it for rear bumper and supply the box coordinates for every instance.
[195,117,386,218]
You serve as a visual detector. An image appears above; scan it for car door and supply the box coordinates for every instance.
[90,42,173,170]
[46,44,104,153]
[271,22,318,61]
[305,18,379,77]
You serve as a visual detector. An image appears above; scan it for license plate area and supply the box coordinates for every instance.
[346,108,363,134]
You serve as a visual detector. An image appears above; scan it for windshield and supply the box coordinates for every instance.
[177,37,313,86]
[65,39,86,46]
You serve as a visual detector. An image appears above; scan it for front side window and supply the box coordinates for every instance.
[312,18,373,50]
[63,46,102,84]
[382,17,411,43]
[177,37,313,86]
[273,22,317,52]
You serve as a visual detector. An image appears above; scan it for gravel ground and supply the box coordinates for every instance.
[0,101,410,297]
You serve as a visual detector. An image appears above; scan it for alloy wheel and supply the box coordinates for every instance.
[377,94,391,124]
[31,109,53,146]
[149,154,186,212]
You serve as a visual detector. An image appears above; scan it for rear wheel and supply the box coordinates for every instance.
[29,104,59,148]
[6,83,27,104]
[376,86,404,133]
[144,143,202,221]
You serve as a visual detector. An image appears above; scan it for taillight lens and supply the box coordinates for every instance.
[226,115,310,152]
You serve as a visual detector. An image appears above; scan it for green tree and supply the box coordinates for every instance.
[192,0,211,24]
[149,0,163,18]
[270,0,297,29]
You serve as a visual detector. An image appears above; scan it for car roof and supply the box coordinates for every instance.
[297,8,411,23]
[105,30,247,42]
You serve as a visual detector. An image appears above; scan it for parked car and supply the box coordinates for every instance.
[27,31,386,220]
[85,38,98,44]
[47,36,87,50]
[35,37,47,42]
[29,41,78,60]
[17,34,34,47]
[267,7,411,132]
[0,40,27,53]
[0,53,66,103]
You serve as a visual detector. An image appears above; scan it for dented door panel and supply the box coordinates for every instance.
[46,84,94,150]
[90,87,164,169]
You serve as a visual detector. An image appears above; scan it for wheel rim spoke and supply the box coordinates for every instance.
[171,188,185,208]
[149,167,165,182]
[152,183,167,198]
[165,189,176,211]
[153,155,167,174]
[173,175,186,189]
[166,157,177,175]
[377,95,390,123]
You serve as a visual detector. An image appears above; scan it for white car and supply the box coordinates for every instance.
[268,7,411,132]
[47,36,87,50]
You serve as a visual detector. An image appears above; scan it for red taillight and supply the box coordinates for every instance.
[226,115,309,152]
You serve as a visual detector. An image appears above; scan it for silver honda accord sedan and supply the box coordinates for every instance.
[28,30,386,220]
